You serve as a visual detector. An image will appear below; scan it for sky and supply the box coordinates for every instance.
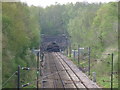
[20,0,117,7]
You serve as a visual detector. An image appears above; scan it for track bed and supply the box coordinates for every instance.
[41,52,101,89]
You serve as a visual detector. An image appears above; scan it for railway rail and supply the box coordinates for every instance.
[41,52,101,89]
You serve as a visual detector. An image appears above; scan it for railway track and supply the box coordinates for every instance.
[42,52,101,89]
[54,53,86,89]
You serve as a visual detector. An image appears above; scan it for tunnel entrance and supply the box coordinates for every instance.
[40,34,69,52]
[46,42,60,52]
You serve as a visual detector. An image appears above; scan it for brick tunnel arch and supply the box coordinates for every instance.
[46,42,60,52]
[40,35,69,52]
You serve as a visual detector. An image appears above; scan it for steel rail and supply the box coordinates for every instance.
[54,52,80,89]
[51,53,66,89]
[55,52,89,89]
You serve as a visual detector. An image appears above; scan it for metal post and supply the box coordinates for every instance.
[69,43,71,57]
[40,48,42,77]
[17,65,20,90]
[66,36,68,56]
[73,50,75,60]
[37,52,39,89]
[92,72,96,82]
[67,46,68,56]
[40,52,43,76]
[69,36,71,57]
[78,45,80,66]
[111,53,113,90]
[88,47,91,75]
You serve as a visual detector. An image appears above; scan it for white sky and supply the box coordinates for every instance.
[20,0,117,7]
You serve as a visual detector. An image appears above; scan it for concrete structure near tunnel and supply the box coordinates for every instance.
[40,34,69,52]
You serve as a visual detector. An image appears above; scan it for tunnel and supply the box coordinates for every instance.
[46,42,60,52]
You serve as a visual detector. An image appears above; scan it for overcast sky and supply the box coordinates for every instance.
[20,0,117,7]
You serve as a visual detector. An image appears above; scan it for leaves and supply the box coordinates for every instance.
[2,2,40,88]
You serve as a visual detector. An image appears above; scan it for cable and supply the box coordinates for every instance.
[21,70,66,87]
[2,71,17,88]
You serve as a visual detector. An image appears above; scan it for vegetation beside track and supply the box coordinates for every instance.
[2,3,40,88]
[2,1,119,88]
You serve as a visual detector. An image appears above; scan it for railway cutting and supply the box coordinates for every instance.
[41,52,101,89]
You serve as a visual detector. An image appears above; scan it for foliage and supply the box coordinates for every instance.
[2,2,40,88]
[40,4,70,36]
[91,2,118,48]
[2,1,118,88]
